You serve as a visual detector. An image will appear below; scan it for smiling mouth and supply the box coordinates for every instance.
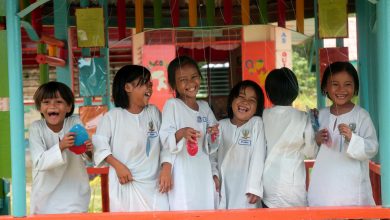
[48,112,59,117]
[238,106,249,112]
[145,91,152,97]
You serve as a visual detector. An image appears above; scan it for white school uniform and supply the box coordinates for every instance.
[211,116,266,209]
[308,105,378,206]
[93,105,169,212]
[29,115,91,214]
[159,98,218,210]
[262,106,317,208]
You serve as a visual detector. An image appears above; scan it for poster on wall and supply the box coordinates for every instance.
[319,47,349,80]
[242,41,275,107]
[75,7,105,47]
[142,45,176,110]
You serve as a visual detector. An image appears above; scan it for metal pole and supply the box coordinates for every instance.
[6,0,26,216]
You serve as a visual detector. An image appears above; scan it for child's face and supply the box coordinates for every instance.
[325,70,355,106]
[232,87,258,124]
[174,65,201,99]
[126,78,153,109]
[39,92,72,132]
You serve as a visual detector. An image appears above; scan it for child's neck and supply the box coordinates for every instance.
[179,97,198,111]
[231,117,248,127]
[330,102,355,116]
[46,121,64,133]
[127,104,144,114]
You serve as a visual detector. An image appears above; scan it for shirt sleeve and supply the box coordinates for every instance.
[246,117,266,198]
[29,122,67,171]
[152,105,173,165]
[160,100,185,154]
[92,113,113,166]
[346,112,379,161]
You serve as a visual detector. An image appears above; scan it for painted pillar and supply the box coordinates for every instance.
[258,0,268,24]
[53,0,71,87]
[377,0,390,207]
[99,0,110,107]
[6,0,26,216]
[153,0,162,28]
[314,0,325,108]
[296,0,304,33]
[206,0,215,26]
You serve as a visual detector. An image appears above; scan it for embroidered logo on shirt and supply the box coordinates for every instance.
[238,129,251,145]
[197,116,202,123]
[147,121,158,138]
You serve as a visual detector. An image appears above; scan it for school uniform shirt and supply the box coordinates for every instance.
[308,105,378,206]
[93,105,170,212]
[159,98,218,211]
[29,115,91,214]
[211,116,266,209]
[262,106,317,208]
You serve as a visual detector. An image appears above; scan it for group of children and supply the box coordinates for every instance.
[29,55,378,214]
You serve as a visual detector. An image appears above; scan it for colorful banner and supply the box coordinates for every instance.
[318,0,348,38]
[79,105,108,138]
[242,41,275,107]
[319,47,349,80]
[142,45,176,110]
[75,7,105,47]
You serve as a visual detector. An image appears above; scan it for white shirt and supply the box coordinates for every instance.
[93,105,169,212]
[211,116,266,209]
[29,115,90,214]
[262,106,317,208]
[159,98,217,210]
[308,105,378,206]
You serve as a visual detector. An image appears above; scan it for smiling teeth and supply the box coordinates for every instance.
[238,106,248,112]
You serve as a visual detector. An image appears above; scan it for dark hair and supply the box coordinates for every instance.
[33,81,75,118]
[112,65,151,109]
[321,61,359,97]
[265,67,299,106]
[227,80,265,118]
[167,55,202,98]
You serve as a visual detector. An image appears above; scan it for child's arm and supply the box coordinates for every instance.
[342,111,379,161]
[246,117,266,202]
[158,162,172,193]
[105,155,133,184]
[29,122,69,171]
[210,151,220,192]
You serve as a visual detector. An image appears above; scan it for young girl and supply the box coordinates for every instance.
[211,80,266,209]
[159,55,219,210]
[262,67,317,208]
[93,65,171,212]
[308,61,378,206]
[29,81,92,214]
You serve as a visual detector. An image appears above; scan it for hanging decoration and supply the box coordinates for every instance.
[153,0,162,28]
[318,0,348,38]
[135,0,144,33]
[170,0,179,27]
[189,0,197,27]
[277,0,286,28]
[241,0,250,25]
[75,7,105,47]
[296,0,304,33]
[223,0,232,25]
[258,0,268,24]
[117,0,126,39]
[206,0,215,26]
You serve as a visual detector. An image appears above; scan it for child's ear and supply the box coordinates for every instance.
[125,83,134,93]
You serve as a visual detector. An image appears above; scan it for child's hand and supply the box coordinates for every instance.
[315,128,329,146]
[159,162,173,193]
[207,124,219,136]
[213,175,220,193]
[84,140,93,152]
[114,162,133,185]
[59,132,75,151]
[176,127,200,143]
[338,123,352,142]
[246,193,259,204]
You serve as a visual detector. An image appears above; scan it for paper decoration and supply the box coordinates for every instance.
[318,0,348,38]
[242,41,275,107]
[319,47,349,80]
[75,7,105,47]
[78,57,108,97]
[79,105,108,138]
[142,45,176,110]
